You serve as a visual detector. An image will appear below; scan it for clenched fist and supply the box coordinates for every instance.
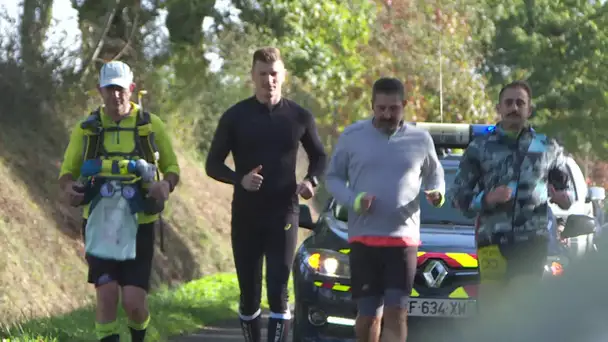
[357,193,376,214]
[296,180,314,200]
[485,185,513,205]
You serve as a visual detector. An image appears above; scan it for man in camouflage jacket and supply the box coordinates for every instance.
[450,81,573,313]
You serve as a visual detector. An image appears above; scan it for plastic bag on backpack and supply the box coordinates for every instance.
[85,180,139,261]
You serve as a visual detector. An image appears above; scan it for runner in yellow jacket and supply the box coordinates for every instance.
[58,61,180,342]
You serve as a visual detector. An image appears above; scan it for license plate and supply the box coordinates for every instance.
[407,298,476,317]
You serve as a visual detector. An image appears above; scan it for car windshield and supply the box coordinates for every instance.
[333,165,475,226]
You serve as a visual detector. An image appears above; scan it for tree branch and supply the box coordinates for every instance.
[112,6,140,60]
[77,0,121,82]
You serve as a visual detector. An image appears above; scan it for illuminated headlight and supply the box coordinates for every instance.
[304,248,350,278]
[544,256,565,277]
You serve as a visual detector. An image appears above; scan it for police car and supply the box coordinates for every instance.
[292,123,601,342]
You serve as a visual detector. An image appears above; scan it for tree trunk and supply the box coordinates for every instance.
[20,0,54,75]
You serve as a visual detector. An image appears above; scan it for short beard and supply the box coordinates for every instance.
[373,118,400,135]
[501,119,525,132]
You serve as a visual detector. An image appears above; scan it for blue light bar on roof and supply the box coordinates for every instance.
[471,124,496,138]
[410,122,496,148]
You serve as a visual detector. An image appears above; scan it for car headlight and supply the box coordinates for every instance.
[544,256,565,276]
[304,248,350,278]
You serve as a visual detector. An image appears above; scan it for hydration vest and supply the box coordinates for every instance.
[81,107,159,166]
[78,107,164,213]
[79,107,167,253]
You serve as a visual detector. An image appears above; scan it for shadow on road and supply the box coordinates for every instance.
[172,321,244,341]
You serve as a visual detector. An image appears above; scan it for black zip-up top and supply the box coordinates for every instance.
[205,96,327,212]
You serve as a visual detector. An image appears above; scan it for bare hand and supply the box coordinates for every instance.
[485,185,512,205]
[148,180,171,201]
[63,181,85,207]
[296,180,314,200]
[358,194,376,214]
[241,165,264,191]
[425,191,443,206]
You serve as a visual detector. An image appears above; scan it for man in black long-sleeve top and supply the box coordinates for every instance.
[205,46,327,342]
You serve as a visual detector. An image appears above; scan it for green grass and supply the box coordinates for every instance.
[0,272,295,342]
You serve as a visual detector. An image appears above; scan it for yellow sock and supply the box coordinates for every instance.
[95,320,119,340]
[128,314,151,342]
[128,313,151,331]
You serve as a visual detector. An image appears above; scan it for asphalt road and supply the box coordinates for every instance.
[170,318,248,342]
[172,244,608,342]
[170,310,468,342]
[170,312,270,342]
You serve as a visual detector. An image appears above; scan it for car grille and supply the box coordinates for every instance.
[311,249,480,299]
[414,257,479,298]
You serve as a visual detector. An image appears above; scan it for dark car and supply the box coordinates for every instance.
[292,123,598,342]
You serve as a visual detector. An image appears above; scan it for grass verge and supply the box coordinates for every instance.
[1,272,295,342]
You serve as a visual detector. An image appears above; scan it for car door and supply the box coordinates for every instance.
[549,157,591,218]
[555,158,596,256]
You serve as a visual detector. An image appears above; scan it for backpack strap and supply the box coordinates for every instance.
[137,110,151,126]
[136,110,165,252]
[135,111,159,164]
[81,108,103,161]
[81,108,133,160]
[81,108,159,164]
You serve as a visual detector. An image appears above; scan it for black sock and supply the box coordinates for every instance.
[240,315,262,342]
[267,317,290,342]
[129,327,146,342]
[128,314,150,342]
[100,334,120,342]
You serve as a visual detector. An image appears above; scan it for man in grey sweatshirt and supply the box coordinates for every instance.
[325,77,445,342]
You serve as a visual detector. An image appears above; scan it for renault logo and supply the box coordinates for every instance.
[422,260,448,288]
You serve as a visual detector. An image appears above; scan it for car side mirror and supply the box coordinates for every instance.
[586,187,606,203]
[298,204,315,230]
[561,214,596,239]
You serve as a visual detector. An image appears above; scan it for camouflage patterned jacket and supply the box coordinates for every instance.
[449,123,574,243]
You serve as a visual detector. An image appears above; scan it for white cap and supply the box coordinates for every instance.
[99,61,133,89]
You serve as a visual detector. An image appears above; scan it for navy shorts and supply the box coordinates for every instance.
[349,242,418,300]
[82,220,156,292]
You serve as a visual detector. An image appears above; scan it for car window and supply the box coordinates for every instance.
[420,168,475,225]
[333,167,475,226]
[567,157,586,202]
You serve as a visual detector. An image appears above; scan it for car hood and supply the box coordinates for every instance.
[418,224,476,254]
[327,218,476,254]
[328,218,565,257]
